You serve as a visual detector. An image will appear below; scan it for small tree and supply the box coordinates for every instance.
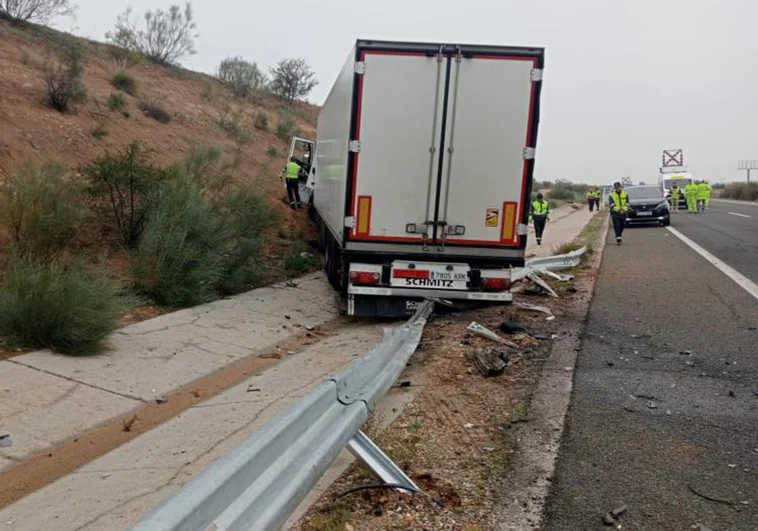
[105,2,198,66]
[269,58,317,104]
[217,57,266,99]
[0,0,74,24]
[43,40,86,113]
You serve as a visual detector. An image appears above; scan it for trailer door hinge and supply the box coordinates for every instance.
[530,68,543,82]
[355,61,367,75]
[349,140,362,153]
[344,216,356,228]
[523,147,535,160]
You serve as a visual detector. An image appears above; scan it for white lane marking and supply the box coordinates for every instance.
[728,211,751,218]
[667,227,758,302]
[712,198,758,207]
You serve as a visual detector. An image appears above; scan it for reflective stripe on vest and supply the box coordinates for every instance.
[285,162,300,179]
[532,200,549,215]
[609,191,628,213]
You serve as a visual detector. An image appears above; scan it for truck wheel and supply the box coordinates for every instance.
[324,233,341,289]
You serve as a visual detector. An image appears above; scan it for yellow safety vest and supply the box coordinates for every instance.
[609,191,628,213]
[285,161,300,180]
[530,200,550,219]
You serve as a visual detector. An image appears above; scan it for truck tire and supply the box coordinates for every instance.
[323,231,341,290]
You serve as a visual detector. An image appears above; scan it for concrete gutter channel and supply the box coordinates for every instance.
[0,209,601,530]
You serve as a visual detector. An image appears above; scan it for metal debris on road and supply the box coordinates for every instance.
[527,272,559,298]
[155,396,167,404]
[602,504,628,526]
[541,270,574,282]
[467,322,519,349]
[472,348,509,377]
[647,401,658,409]
[246,385,261,393]
[515,302,555,319]
[0,434,11,448]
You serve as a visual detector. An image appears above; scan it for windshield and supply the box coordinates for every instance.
[627,187,663,200]
[664,178,691,189]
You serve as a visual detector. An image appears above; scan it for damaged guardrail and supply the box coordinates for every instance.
[130,300,434,531]
[524,246,587,272]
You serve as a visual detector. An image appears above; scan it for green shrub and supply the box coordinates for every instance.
[216,186,275,294]
[267,146,278,158]
[91,124,108,139]
[43,40,86,112]
[276,115,296,139]
[108,91,127,111]
[284,242,317,275]
[130,180,225,307]
[0,257,131,356]
[721,182,758,201]
[122,111,131,118]
[254,113,269,131]
[130,146,275,304]
[139,101,171,124]
[84,142,170,248]
[111,70,136,95]
[0,162,85,260]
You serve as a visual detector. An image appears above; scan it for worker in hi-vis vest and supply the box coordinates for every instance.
[684,181,698,213]
[698,180,712,211]
[280,157,302,209]
[670,184,681,211]
[608,182,629,245]
[529,192,550,246]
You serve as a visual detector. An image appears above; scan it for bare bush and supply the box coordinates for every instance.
[217,56,266,99]
[43,40,86,112]
[105,2,198,66]
[269,58,317,104]
[0,0,75,24]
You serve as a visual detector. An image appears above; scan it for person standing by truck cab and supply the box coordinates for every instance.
[529,193,550,246]
[608,182,629,245]
[670,184,681,211]
[280,157,303,210]
[684,181,698,213]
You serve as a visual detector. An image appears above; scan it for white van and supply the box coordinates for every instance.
[659,172,694,209]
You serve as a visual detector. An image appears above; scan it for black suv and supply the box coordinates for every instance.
[624,185,671,226]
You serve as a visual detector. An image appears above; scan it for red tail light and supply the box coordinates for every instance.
[350,271,381,285]
[482,277,512,291]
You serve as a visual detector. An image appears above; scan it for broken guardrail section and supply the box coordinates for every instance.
[130,300,434,531]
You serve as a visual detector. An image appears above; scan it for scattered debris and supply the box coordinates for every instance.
[304,325,315,331]
[728,390,736,397]
[260,352,283,360]
[398,381,412,388]
[534,334,550,341]
[284,315,291,320]
[527,272,558,298]
[687,484,738,508]
[680,350,693,356]
[636,393,656,400]
[467,322,519,349]
[541,270,574,282]
[647,401,658,409]
[155,396,167,404]
[464,423,474,429]
[624,406,636,413]
[101,473,112,480]
[499,321,526,334]
[246,385,261,393]
[0,434,11,448]
[473,348,510,377]
[122,414,138,432]
[602,504,628,526]
[523,286,546,296]
[515,302,555,319]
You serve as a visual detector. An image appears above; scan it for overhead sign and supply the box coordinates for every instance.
[662,149,684,167]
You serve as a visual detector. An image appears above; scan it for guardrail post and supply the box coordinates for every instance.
[347,430,419,493]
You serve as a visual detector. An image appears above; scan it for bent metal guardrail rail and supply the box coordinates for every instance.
[130,300,434,531]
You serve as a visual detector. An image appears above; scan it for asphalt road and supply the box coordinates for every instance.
[543,214,758,530]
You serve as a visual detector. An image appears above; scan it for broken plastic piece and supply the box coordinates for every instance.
[467,322,519,349]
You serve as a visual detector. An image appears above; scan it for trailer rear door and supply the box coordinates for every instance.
[437,55,538,248]
[348,51,445,244]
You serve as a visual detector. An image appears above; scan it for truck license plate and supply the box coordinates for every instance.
[391,262,469,290]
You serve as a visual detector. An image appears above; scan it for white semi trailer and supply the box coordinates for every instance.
[311,40,545,317]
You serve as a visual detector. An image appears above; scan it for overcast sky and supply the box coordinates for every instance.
[63,0,757,184]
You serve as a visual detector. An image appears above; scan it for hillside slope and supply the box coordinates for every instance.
[0,19,319,280]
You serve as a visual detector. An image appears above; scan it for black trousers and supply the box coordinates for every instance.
[611,213,625,238]
[286,179,301,205]
[588,199,596,212]
[533,215,547,239]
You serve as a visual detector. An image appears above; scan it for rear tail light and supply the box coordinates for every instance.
[350,271,381,285]
[482,277,512,291]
